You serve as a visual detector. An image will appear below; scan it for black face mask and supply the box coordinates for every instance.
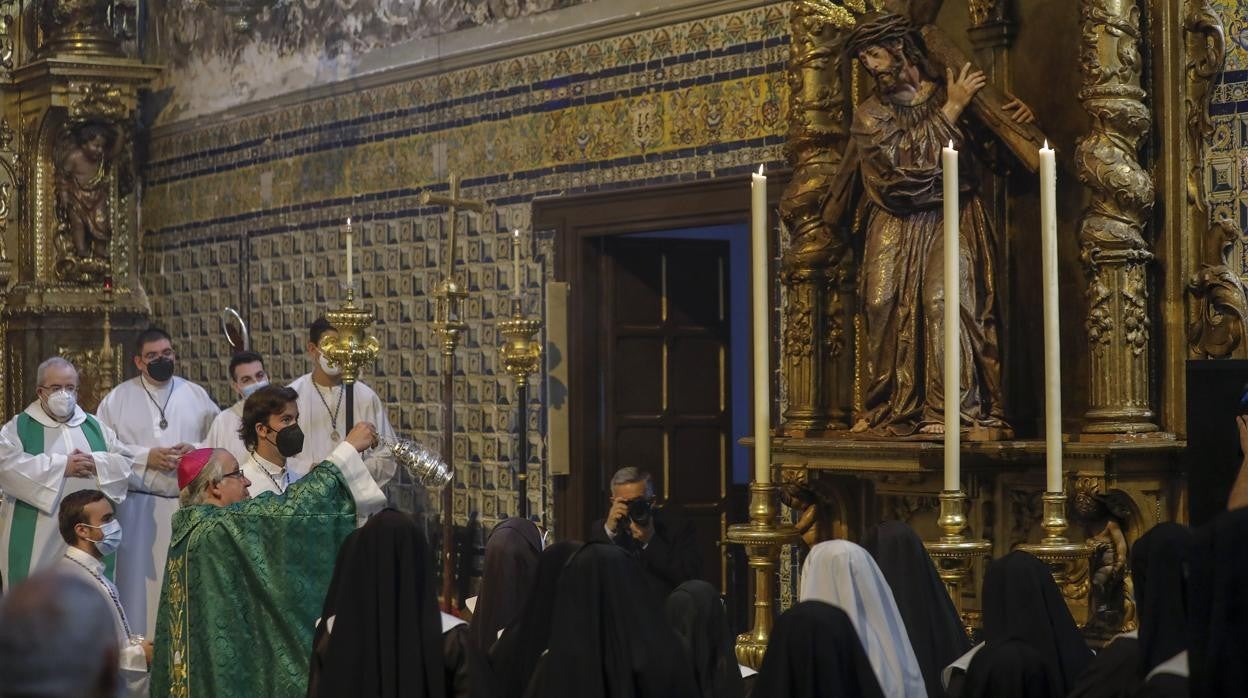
[267,423,305,458]
[147,357,175,382]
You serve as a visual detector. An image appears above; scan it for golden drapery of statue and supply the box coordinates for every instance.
[823,13,1038,438]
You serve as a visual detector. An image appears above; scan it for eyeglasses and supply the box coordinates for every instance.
[221,470,247,482]
[39,385,78,394]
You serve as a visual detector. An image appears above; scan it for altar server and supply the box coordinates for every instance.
[288,317,395,486]
[204,350,268,466]
[0,357,132,587]
[96,327,219,637]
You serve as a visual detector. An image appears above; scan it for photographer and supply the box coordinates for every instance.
[590,467,701,602]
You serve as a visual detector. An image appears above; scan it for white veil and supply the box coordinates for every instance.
[799,539,928,697]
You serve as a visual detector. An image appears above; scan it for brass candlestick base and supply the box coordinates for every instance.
[499,301,542,388]
[924,490,992,620]
[1017,491,1093,627]
[319,288,381,383]
[725,481,799,669]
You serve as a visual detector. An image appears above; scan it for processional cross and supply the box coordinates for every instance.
[417,172,486,613]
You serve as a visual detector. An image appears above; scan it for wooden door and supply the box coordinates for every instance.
[602,237,730,586]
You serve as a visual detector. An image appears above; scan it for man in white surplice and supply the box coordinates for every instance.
[287,317,396,486]
[0,357,132,589]
[55,489,150,697]
[96,328,219,637]
[203,351,269,467]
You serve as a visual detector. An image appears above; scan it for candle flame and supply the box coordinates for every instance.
[346,217,351,227]
[513,228,520,238]
[757,164,764,175]
[948,139,954,149]
[1043,139,1050,150]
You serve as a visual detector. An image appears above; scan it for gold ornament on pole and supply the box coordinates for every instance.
[318,286,381,387]
[725,483,799,669]
[1017,490,1093,626]
[923,490,992,621]
[499,230,542,518]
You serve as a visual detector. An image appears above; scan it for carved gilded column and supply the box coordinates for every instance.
[1075,0,1158,434]
[778,1,853,433]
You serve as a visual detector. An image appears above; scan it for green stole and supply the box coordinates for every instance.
[8,412,114,586]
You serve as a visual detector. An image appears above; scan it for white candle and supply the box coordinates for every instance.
[1040,141,1062,494]
[751,165,771,484]
[942,141,960,492]
[513,229,522,299]
[345,217,353,292]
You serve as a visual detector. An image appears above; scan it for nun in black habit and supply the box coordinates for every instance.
[526,542,696,698]
[1186,506,1248,698]
[862,521,971,697]
[946,550,1092,697]
[663,580,745,698]
[307,509,453,698]
[962,639,1063,698]
[752,600,885,698]
[469,517,543,653]
[487,541,582,698]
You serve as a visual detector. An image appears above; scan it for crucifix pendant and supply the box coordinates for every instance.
[159,418,168,430]
[331,430,341,442]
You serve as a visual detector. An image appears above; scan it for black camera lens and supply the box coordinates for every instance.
[626,498,653,526]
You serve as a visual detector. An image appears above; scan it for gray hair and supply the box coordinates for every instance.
[610,466,654,496]
[178,449,231,508]
[0,570,118,696]
[35,357,77,389]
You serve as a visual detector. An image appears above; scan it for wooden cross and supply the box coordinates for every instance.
[419,173,486,281]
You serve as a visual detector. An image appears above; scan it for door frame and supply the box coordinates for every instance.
[534,171,788,543]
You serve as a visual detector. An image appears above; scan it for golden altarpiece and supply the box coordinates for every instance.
[0,1,158,415]
[731,0,1233,663]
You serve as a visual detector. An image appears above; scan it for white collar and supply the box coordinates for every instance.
[229,398,246,417]
[250,451,287,478]
[943,642,984,689]
[1145,651,1188,681]
[140,375,175,392]
[64,545,105,575]
[441,612,467,634]
[24,401,86,428]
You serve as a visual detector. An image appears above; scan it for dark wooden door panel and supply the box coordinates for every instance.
[604,238,730,586]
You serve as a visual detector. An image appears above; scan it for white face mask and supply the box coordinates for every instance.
[83,519,123,557]
[44,389,77,420]
[318,353,341,377]
[240,380,269,398]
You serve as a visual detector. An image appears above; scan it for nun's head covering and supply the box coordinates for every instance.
[799,539,926,697]
[469,517,543,653]
[664,580,744,698]
[863,521,971,697]
[532,543,696,698]
[1187,506,1248,696]
[963,638,1064,698]
[982,551,1093,695]
[488,541,582,698]
[1131,523,1192,675]
[753,600,885,698]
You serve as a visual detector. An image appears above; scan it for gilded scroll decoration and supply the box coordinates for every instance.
[1075,0,1157,434]
[1187,217,1248,358]
[1182,0,1225,211]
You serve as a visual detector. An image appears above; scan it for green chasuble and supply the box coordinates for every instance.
[150,462,359,698]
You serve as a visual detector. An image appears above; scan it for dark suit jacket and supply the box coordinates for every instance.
[590,504,702,602]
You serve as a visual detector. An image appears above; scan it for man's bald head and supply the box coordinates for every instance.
[0,571,118,697]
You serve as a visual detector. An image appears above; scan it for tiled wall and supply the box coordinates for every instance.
[1211,0,1248,271]
[141,4,790,527]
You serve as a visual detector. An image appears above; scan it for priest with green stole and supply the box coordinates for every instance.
[150,384,386,698]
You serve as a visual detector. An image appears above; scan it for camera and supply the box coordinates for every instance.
[625,497,654,527]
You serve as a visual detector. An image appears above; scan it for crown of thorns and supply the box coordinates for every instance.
[845,13,915,57]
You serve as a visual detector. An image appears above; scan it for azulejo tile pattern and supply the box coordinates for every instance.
[141,4,790,531]
[1211,1,1248,274]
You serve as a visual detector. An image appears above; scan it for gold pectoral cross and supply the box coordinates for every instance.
[419,173,486,282]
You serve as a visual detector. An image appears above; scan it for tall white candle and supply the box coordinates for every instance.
[345,217,353,292]
[1040,141,1063,494]
[513,229,522,299]
[751,166,771,485]
[942,141,960,492]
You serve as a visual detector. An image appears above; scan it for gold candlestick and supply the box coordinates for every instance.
[1017,489,1093,627]
[924,490,992,622]
[318,287,381,387]
[725,481,799,669]
[499,297,542,518]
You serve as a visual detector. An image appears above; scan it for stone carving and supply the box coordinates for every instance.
[1075,0,1157,434]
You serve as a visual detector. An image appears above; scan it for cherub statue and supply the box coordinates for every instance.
[55,122,118,264]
